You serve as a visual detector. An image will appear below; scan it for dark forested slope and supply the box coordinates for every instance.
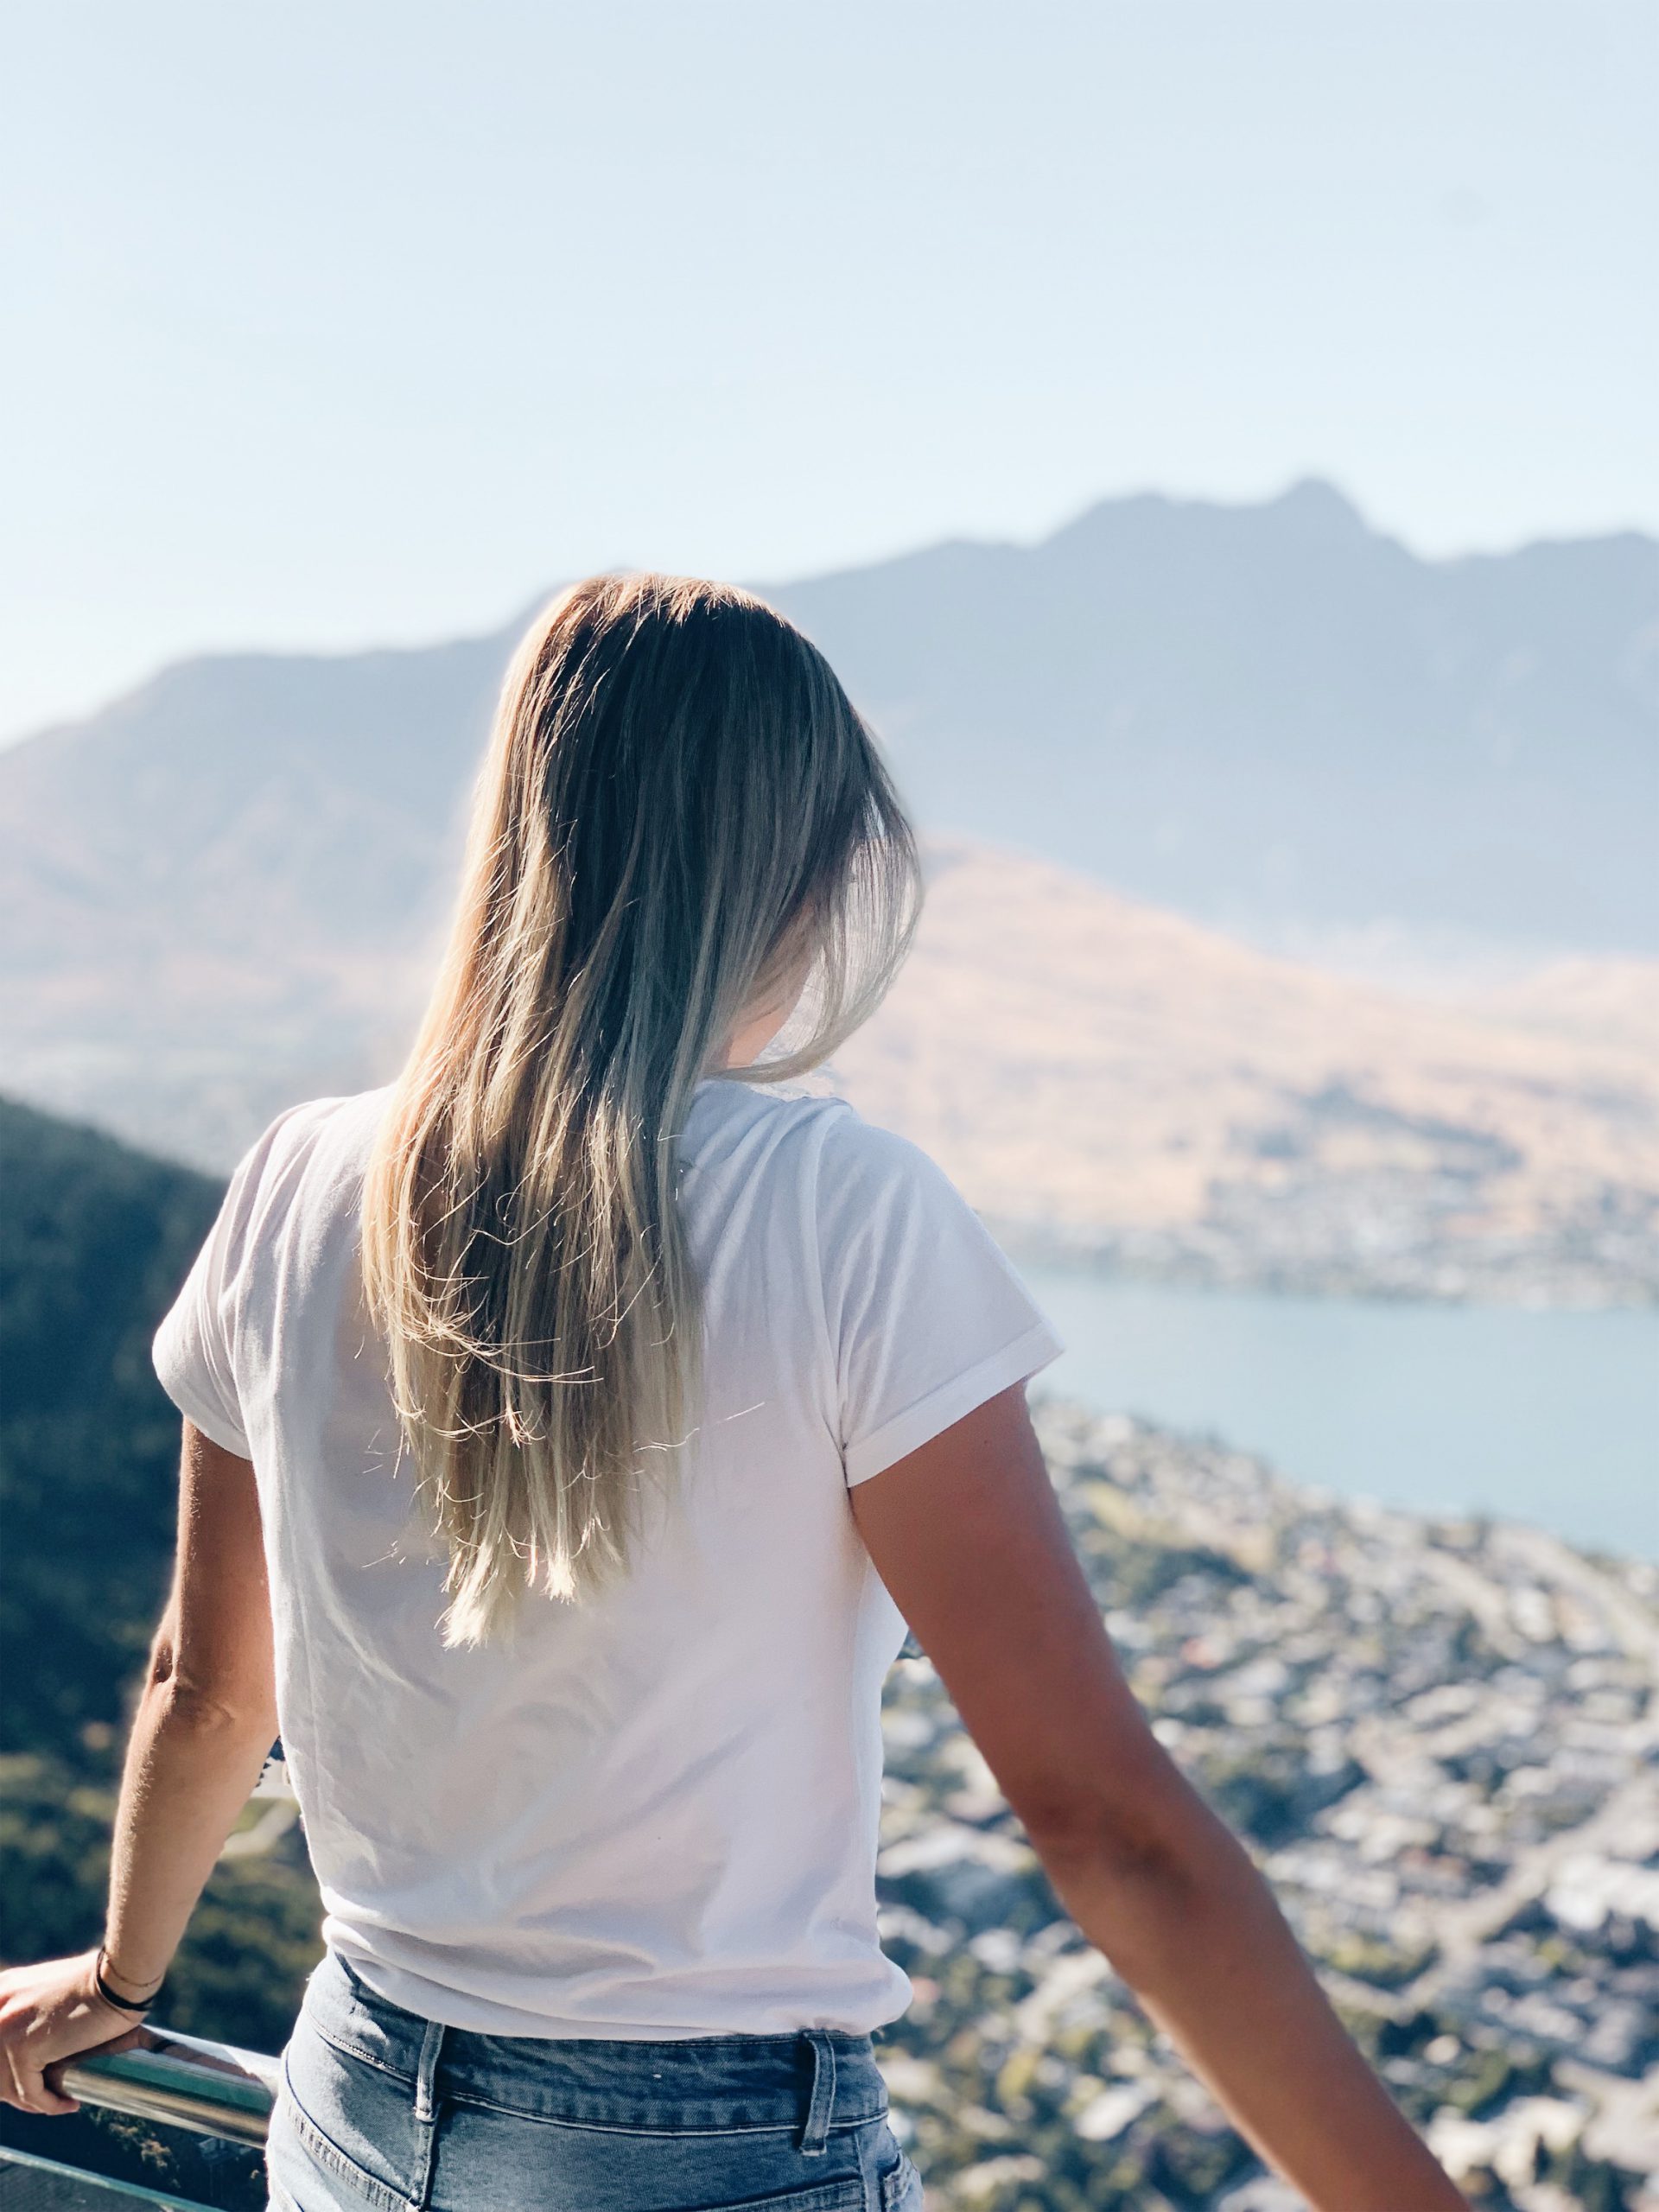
[0,1097,321,2053]
[0,1095,223,1752]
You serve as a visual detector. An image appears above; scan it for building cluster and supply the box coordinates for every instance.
[872,1401,1659,2210]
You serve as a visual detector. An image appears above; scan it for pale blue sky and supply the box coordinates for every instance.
[3,1,1654,741]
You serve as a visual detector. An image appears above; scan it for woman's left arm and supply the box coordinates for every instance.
[0,1422,279,2114]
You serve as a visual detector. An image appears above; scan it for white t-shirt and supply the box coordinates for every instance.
[151,1075,1064,2038]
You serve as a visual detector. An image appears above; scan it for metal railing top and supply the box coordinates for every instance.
[53,2025,278,2149]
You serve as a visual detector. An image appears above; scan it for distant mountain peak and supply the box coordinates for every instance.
[1042,475,1374,557]
[1266,476,1370,535]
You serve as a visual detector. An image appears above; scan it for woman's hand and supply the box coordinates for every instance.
[0,1950,150,2115]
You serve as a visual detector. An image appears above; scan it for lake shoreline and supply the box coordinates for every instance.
[993,1221,1659,1314]
[1007,1259,1659,1563]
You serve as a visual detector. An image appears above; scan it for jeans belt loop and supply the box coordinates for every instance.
[413,2016,447,2126]
[798,2028,836,2155]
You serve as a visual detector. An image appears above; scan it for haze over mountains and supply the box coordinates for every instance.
[828,842,1659,1304]
[769,480,1659,957]
[3,480,1656,1299]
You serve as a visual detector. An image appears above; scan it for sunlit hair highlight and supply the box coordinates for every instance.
[359,574,923,1646]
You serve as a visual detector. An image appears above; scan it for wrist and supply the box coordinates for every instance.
[91,1944,166,2013]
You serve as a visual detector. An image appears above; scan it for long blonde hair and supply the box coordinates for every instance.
[360,574,922,1646]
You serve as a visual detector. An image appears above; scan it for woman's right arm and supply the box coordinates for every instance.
[849,1383,1468,2212]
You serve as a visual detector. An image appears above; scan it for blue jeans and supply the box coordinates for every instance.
[267,1948,925,2211]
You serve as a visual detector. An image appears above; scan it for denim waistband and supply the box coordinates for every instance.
[302,1948,892,2136]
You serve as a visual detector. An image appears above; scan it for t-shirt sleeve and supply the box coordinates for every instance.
[150,1105,309,1458]
[815,1109,1065,1487]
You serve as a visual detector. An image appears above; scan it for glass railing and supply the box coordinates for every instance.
[0,2024,277,2209]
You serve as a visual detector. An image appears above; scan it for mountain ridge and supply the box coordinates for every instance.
[22,470,1647,945]
[6,473,1654,959]
[3,479,1656,1299]
[21,471,1649,763]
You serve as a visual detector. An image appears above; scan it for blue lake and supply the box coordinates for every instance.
[1010,1265,1659,1561]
